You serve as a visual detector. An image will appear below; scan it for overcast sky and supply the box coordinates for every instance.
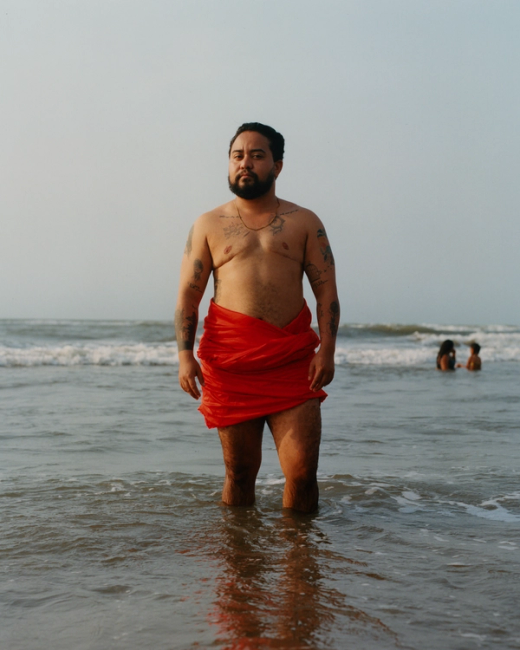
[1,0,519,325]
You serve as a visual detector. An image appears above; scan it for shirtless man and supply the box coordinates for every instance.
[175,123,339,513]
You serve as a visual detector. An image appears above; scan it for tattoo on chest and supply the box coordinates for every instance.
[222,222,248,239]
[269,215,285,235]
[279,208,299,217]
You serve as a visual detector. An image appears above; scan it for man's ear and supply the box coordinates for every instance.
[274,160,283,179]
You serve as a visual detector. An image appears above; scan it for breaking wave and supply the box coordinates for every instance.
[1,320,519,367]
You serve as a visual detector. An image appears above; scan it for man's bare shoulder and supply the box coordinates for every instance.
[200,200,236,221]
[193,200,236,231]
[279,200,325,231]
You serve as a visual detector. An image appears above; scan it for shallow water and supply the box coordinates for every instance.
[1,322,520,649]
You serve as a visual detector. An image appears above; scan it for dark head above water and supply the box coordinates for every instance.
[438,339,455,357]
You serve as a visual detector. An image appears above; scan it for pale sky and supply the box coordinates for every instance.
[1,0,519,325]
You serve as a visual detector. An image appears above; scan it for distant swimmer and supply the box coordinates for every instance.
[457,343,482,371]
[174,122,340,513]
[436,339,456,371]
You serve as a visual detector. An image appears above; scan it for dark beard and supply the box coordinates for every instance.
[228,169,275,200]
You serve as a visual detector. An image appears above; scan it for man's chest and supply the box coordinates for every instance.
[210,216,306,268]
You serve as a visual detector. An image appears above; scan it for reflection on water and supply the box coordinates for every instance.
[205,508,396,649]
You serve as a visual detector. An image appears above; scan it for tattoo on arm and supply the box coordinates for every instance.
[317,229,335,266]
[174,308,197,351]
[193,259,203,281]
[184,226,194,256]
[328,301,339,337]
[305,262,328,287]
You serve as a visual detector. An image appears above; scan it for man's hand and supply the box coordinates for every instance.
[178,351,205,399]
[308,347,335,392]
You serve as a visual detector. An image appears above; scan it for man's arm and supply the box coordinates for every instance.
[303,219,340,391]
[174,218,212,399]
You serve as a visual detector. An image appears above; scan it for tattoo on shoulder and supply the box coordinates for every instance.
[278,208,299,217]
[193,259,203,281]
[184,226,194,256]
[317,229,335,266]
[269,215,285,235]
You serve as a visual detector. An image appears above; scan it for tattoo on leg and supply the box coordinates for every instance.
[193,259,203,281]
[317,229,335,266]
[174,308,197,351]
[184,226,194,256]
[328,301,339,337]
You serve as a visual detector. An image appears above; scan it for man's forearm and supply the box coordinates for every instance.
[316,294,340,352]
[174,300,199,352]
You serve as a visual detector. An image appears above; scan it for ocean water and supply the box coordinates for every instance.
[1,319,520,650]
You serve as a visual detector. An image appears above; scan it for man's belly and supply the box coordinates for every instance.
[214,276,305,329]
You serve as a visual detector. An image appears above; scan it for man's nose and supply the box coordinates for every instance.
[239,155,253,168]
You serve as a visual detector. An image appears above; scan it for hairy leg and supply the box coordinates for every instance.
[267,399,321,513]
[218,417,265,507]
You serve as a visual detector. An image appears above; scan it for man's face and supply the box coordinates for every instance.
[228,131,282,200]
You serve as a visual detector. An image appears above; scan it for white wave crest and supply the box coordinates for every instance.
[335,346,434,366]
[0,343,180,367]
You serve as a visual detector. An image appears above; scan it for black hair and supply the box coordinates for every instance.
[438,339,455,357]
[470,342,481,354]
[229,122,285,162]
[436,339,455,369]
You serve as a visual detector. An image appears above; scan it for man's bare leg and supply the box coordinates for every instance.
[218,417,265,507]
[267,399,321,513]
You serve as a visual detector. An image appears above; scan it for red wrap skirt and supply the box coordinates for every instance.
[197,300,327,429]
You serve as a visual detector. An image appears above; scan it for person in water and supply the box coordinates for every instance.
[457,343,482,371]
[436,339,456,371]
[174,122,339,513]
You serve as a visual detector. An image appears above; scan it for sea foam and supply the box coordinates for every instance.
[1,320,519,367]
[0,343,179,367]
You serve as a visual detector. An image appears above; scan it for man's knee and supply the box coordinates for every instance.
[223,459,261,486]
[285,461,318,487]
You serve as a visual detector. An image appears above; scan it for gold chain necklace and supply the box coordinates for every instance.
[235,199,280,231]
